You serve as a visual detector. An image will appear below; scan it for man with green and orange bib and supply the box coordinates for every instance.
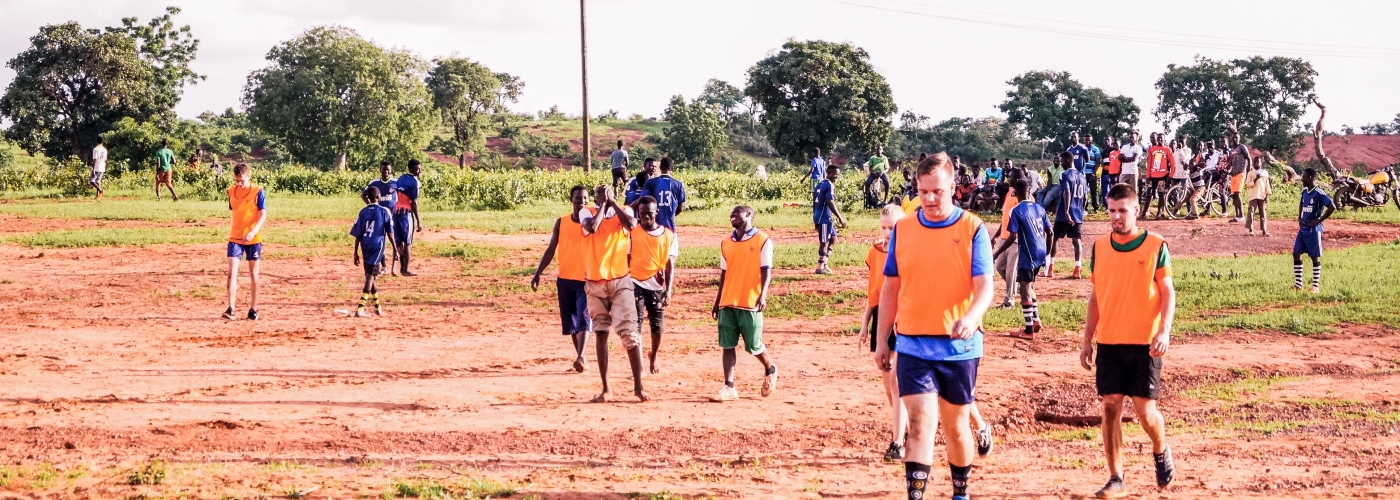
[224,163,266,321]
[710,205,778,402]
[875,153,995,500]
[1080,183,1177,498]
[531,185,594,373]
[581,185,648,403]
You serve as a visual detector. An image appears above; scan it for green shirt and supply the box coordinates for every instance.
[867,155,888,174]
[156,148,175,172]
[1045,164,1065,186]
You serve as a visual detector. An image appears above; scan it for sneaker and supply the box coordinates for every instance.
[953,495,970,500]
[1071,266,1082,279]
[355,307,371,318]
[1185,214,1199,220]
[1309,285,1320,294]
[374,303,384,315]
[999,300,1014,309]
[710,385,738,402]
[1228,217,1242,223]
[814,266,826,275]
[975,426,994,457]
[221,308,236,320]
[246,309,259,321]
[1095,477,1127,498]
[1155,445,1175,487]
[882,441,904,461]
[761,365,778,397]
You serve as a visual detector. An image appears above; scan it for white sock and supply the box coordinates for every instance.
[1075,260,1082,267]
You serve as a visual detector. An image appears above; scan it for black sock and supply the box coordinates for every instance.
[950,463,971,496]
[765,364,777,376]
[904,462,931,500]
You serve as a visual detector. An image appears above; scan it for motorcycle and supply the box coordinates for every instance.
[1333,164,1399,211]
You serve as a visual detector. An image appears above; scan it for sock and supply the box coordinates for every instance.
[1312,265,1321,287]
[950,463,972,496]
[358,293,369,308]
[1030,303,1041,323]
[1294,264,1303,288]
[1021,304,1033,328]
[370,292,380,307]
[1075,260,1082,268]
[904,462,931,500]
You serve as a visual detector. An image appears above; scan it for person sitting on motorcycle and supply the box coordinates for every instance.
[862,146,891,207]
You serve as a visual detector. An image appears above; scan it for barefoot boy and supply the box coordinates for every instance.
[710,205,778,402]
[351,186,395,317]
[531,185,595,372]
[630,195,678,374]
[223,163,265,320]
[581,185,647,402]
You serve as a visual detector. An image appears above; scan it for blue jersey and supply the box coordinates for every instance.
[1298,187,1334,232]
[1008,201,1051,270]
[367,178,398,210]
[641,174,686,230]
[1087,144,1102,173]
[883,208,993,362]
[1057,169,1088,223]
[623,177,645,205]
[813,179,834,224]
[1068,144,1090,172]
[351,204,393,249]
[809,157,827,180]
[395,174,420,208]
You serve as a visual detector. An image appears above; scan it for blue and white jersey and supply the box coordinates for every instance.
[1058,169,1088,224]
[351,204,393,249]
[641,174,687,230]
[1298,187,1334,233]
[367,178,398,210]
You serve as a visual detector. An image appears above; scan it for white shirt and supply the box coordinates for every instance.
[91,145,108,172]
[1118,143,1145,174]
[1204,151,1221,172]
[1025,170,1043,193]
[1172,146,1192,179]
[719,227,774,271]
[578,205,634,236]
[633,225,680,291]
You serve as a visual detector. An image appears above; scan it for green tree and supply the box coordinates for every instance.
[426,58,511,167]
[698,78,744,125]
[893,112,1039,163]
[105,7,204,116]
[744,40,896,164]
[656,95,727,166]
[998,71,1139,154]
[1155,56,1316,156]
[242,26,436,170]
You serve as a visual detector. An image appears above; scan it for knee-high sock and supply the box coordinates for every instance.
[1294,264,1303,288]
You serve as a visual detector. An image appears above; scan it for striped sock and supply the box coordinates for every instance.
[359,293,369,307]
[1294,264,1303,288]
[1312,265,1321,288]
[1030,303,1041,323]
[1021,304,1034,328]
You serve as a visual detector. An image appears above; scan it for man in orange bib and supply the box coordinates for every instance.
[531,185,594,373]
[630,196,678,375]
[581,185,648,403]
[1080,183,1177,497]
[875,153,995,500]
[709,205,778,402]
[224,163,266,321]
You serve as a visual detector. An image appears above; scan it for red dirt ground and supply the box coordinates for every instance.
[1295,134,1400,170]
[2,217,1400,498]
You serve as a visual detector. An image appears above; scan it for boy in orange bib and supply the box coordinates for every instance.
[224,163,266,321]
[531,185,595,373]
[630,196,679,374]
[709,205,778,402]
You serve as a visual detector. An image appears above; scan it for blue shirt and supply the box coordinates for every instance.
[641,174,686,230]
[1057,168,1088,223]
[1008,201,1051,270]
[395,173,420,204]
[367,178,398,210]
[883,207,993,362]
[227,189,266,211]
[623,177,645,205]
[983,167,1003,184]
[1087,144,1102,172]
[809,157,827,180]
[1298,187,1334,232]
[351,204,393,249]
[1068,144,1090,172]
[812,179,834,224]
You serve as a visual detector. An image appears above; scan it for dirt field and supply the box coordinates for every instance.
[3,215,1400,499]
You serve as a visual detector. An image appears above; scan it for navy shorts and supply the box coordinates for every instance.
[815,223,837,246]
[1293,229,1323,258]
[1016,265,1041,283]
[361,240,386,269]
[393,212,415,245]
[227,242,261,261]
[556,278,592,335]
[897,353,979,405]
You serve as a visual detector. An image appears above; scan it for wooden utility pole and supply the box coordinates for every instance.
[579,0,591,172]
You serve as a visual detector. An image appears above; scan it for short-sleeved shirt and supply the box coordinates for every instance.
[809,157,827,180]
[394,173,420,213]
[1058,168,1088,223]
[1087,144,1102,173]
[1298,188,1334,232]
[1247,169,1272,201]
[983,167,1003,184]
[883,208,993,361]
[156,148,175,172]
[1228,144,1252,175]
[351,204,393,249]
[1172,147,1192,179]
[1067,144,1091,172]
[867,156,888,174]
[610,149,628,170]
[92,145,108,172]
[1007,201,1051,270]
[1045,163,1065,186]
[813,179,834,224]
[1204,151,1221,172]
[718,227,774,270]
[641,174,686,230]
[367,178,398,210]
[623,177,645,205]
[1118,143,1145,174]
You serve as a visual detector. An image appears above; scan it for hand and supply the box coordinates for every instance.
[1079,344,1095,371]
[755,296,767,313]
[353,255,360,266]
[711,304,720,320]
[1150,332,1171,357]
[838,218,847,229]
[873,345,892,372]
[529,273,541,291]
[416,224,422,233]
[857,326,869,351]
[660,291,670,308]
[244,230,257,242]
[950,313,981,340]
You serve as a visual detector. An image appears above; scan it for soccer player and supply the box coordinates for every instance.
[1080,183,1176,498]
[624,169,649,205]
[630,195,678,375]
[996,179,1051,340]
[809,147,827,192]
[813,164,848,275]
[367,161,398,273]
[1245,157,1272,236]
[859,204,908,460]
[1294,168,1335,293]
[1050,151,1088,279]
[875,153,995,500]
[155,138,178,201]
[530,185,594,373]
[710,205,778,402]
[610,140,630,192]
[223,163,266,321]
[641,157,686,231]
[90,138,107,199]
[1225,130,1252,222]
[1141,133,1176,220]
[394,159,423,276]
[351,186,395,317]
[581,185,647,402]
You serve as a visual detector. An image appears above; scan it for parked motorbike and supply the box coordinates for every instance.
[1333,164,1398,211]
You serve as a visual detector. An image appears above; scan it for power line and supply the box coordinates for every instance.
[840,1,1400,59]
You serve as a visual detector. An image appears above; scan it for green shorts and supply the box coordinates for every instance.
[718,308,765,355]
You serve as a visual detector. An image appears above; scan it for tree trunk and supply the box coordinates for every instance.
[459,153,466,169]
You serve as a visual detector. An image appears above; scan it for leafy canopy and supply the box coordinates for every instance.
[1155,56,1316,155]
[426,57,515,160]
[998,70,1139,153]
[744,40,896,164]
[242,25,436,170]
[656,95,728,166]
[891,113,1040,164]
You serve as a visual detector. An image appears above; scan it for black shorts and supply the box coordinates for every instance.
[1016,266,1041,283]
[868,306,896,352]
[364,262,381,276]
[1095,343,1162,400]
[611,167,626,183]
[634,286,666,336]
[1053,220,1081,239]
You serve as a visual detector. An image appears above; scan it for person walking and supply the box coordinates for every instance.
[1245,157,1273,236]
[1050,151,1088,279]
[860,204,908,460]
[1080,183,1177,498]
[710,205,779,402]
[809,147,827,192]
[155,138,178,201]
[610,140,629,192]
[530,185,595,373]
[90,138,108,199]
[581,185,648,403]
[995,179,1051,340]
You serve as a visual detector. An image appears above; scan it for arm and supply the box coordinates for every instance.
[827,198,846,228]
[661,256,675,306]
[611,199,636,230]
[711,270,726,319]
[245,209,268,242]
[1080,291,1099,370]
[530,219,562,291]
[756,267,772,312]
[353,236,362,265]
[675,184,686,215]
[411,198,421,230]
[995,231,1017,255]
[950,273,995,339]
[582,206,603,235]
[1309,202,1336,228]
[874,275,901,371]
[858,306,873,350]
[1151,277,1176,357]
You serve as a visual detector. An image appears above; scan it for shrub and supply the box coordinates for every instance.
[128,459,168,485]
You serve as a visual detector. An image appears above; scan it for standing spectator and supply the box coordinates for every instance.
[1182,146,1206,220]
[1171,136,1192,203]
[809,147,827,192]
[641,157,686,231]
[1100,137,1121,208]
[1225,131,1251,222]
[610,140,629,192]
[90,138,107,200]
[1067,132,1091,174]
[1117,132,1145,191]
[1084,134,1102,211]
[863,146,891,208]
[1245,157,1273,236]
[1141,133,1175,219]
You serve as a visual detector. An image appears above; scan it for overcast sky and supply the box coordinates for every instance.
[3,0,1399,132]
